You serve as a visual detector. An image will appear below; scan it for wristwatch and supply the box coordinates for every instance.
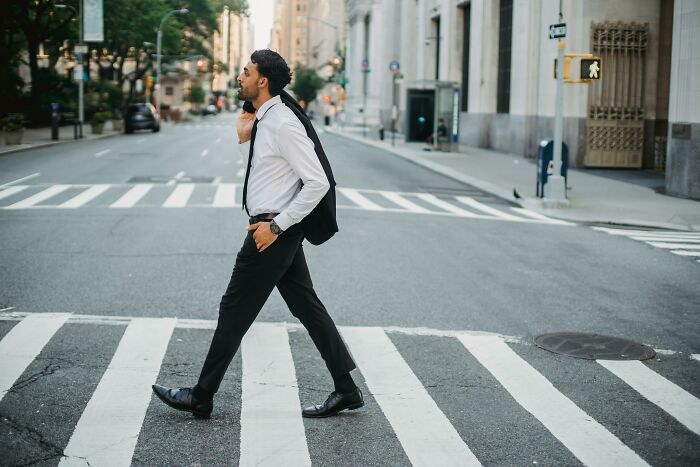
[269,219,283,235]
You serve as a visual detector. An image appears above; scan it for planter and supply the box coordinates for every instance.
[91,122,105,135]
[3,129,24,145]
[111,119,123,132]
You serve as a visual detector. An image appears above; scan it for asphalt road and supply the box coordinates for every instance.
[1,112,698,466]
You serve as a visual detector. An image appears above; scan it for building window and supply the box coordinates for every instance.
[432,16,441,80]
[497,0,512,114]
[165,86,174,96]
[460,4,471,111]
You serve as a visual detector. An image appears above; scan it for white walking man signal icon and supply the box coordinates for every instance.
[588,61,600,79]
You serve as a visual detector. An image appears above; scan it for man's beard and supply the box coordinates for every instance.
[238,86,256,101]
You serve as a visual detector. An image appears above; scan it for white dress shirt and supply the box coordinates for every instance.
[238,95,330,231]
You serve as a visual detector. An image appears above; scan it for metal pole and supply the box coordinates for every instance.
[156,9,188,116]
[391,73,396,146]
[156,27,162,114]
[78,1,84,137]
[544,1,567,204]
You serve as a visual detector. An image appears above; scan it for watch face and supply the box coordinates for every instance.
[270,221,281,234]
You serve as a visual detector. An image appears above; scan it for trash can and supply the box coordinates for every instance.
[536,139,568,198]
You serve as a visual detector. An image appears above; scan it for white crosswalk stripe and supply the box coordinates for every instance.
[592,227,700,262]
[240,323,311,466]
[598,359,700,436]
[60,318,176,466]
[341,326,482,466]
[0,313,70,401]
[0,184,569,225]
[0,312,699,465]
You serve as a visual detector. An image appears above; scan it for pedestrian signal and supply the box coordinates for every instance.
[580,59,601,80]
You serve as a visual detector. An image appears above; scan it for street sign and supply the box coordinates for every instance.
[75,44,88,54]
[72,64,83,82]
[549,23,566,39]
[580,58,601,79]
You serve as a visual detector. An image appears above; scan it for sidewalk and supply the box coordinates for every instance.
[326,125,700,231]
[0,122,121,155]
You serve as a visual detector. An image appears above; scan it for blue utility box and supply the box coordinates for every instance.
[536,139,569,198]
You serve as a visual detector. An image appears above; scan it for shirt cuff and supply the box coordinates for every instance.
[274,211,294,232]
[238,140,250,158]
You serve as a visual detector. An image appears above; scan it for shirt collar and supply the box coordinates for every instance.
[255,95,282,121]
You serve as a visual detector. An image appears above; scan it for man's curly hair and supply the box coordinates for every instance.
[251,49,292,96]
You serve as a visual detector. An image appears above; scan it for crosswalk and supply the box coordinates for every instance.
[593,227,700,262]
[0,183,571,225]
[1,311,698,466]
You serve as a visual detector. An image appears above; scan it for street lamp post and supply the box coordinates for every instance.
[56,4,83,137]
[156,8,188,115]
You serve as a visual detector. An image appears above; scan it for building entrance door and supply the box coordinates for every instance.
[585,22,649,167]
[407,89,435,142]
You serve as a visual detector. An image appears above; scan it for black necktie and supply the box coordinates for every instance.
[241,118,258,215]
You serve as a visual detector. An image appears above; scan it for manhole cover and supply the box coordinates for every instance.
[534,332,656,361]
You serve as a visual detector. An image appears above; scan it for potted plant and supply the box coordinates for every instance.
[1,114,25,145]
[90,111,111,135]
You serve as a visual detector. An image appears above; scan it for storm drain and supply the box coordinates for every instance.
[534,332,656,361]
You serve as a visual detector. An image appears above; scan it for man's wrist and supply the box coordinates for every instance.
[269,219,283,235]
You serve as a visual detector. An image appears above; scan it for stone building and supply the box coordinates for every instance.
[344,0,699,199]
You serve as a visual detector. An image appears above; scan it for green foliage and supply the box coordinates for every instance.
[290,65,325,107]
[0,114,25,132]
[90,111,113,124]
[186,84,206,104]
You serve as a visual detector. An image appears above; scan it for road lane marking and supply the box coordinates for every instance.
[58,184,111,208]
[110,184,153,208]
[163,183,195,207]
[456,196,523,220]
[341,327,482,467]
[645,242,700,250]
[60,318,175,467]
[509,207,574,225]
[94,149,111,157]
[338,188,384,211]
[0,173,40,188]
[5,184,71,209]
[598,360,700,436]
[691,354,700,362]
[415,193,477,217]
[200,148,209,157]
[0,186,29,201]
[630,237,700,243]
[167,171,186,186]
[236,168,245,177]
[592,227,700,237]
[240,323,311,467]
[0,313,71,401]
[458,335,648,467]
[136,138,146,143]
[212,183,237,207]
[215,137,222,143]
[380,191,430,213]
[670,250,700,257]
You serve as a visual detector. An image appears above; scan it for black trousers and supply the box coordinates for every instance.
[197,222,356,395]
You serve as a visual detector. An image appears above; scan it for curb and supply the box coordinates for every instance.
[325,128,697,232]
[0,131,122,156]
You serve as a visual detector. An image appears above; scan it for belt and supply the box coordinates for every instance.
[249,212,278,224]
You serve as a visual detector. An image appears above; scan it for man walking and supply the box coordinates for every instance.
[152,49,363,419]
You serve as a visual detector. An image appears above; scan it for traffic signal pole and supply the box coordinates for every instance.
[544,2,569,206]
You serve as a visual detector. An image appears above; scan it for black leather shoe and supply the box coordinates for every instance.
[302,388,364,418]
[151,384,213,419]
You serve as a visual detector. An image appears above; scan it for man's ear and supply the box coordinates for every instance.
[258,76,268,89]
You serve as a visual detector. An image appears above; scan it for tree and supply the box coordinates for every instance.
[290,65,325,109]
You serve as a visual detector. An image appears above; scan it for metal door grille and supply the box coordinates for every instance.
[585,22,648,167]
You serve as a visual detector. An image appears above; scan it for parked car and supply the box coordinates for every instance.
[202,103,218,116]
[124,103,160,133]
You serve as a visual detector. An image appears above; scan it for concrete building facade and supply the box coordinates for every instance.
[344,0,700,200]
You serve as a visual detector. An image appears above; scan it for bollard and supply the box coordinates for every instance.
[50,103,60,140]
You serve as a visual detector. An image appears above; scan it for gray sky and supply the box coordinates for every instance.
[249,0,274,50]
